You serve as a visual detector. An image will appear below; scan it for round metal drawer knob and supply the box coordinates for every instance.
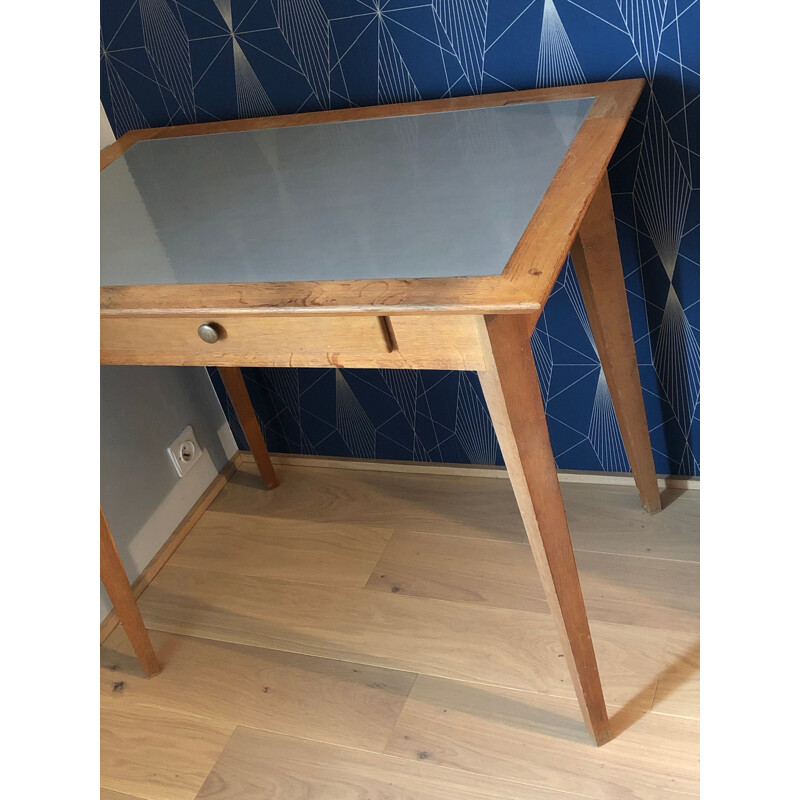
[197,323,222,344]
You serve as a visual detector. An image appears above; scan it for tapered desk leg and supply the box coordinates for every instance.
[100,508,161,677]
[478,314,609,746]
[218,367,279,489]
[571,172,661,513]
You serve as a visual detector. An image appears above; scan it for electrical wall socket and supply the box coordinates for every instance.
[167,425,204,477]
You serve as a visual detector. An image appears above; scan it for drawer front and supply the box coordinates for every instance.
[101,314,392,366]
[386,315,485,370]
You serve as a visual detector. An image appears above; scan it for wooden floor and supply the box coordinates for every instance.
[100,458,699,800]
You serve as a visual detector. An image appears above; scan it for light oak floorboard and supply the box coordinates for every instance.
[651,644,700,719]
[102,461,699,797]
[101,790,148,800]
[138,565,697,714]
[196,726,583,800]
[169,510,393,588]
[384,675,700,799]
[100,703,232,800]
[216,463,699,560]
[211,463,527,542]
[561,483,699,561]
[364,531,699,632]
[101,626,416,752]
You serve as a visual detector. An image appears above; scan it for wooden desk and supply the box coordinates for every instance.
[100,79,658,746]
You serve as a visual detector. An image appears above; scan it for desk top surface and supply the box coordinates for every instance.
[101,97,593,288]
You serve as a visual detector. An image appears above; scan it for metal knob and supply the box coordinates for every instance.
[197,322,222,344]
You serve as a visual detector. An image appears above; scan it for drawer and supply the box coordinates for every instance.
[101,313,392,366]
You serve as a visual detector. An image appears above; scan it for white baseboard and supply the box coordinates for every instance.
[239,451,699,491]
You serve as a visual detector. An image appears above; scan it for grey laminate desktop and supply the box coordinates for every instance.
[101,98,593,287]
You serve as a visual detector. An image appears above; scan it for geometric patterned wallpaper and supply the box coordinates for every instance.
[101,0,699,476]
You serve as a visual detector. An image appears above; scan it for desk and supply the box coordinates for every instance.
[100,79,658,746]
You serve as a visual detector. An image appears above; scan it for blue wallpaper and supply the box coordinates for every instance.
[101,0,699,476]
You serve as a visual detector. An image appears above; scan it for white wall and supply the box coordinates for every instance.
[101,106,237,620]
[101,103,115,148]
[100,367,237,619]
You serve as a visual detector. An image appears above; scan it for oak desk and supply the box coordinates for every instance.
[100,79,658,746]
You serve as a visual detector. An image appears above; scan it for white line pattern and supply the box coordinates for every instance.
[233,37,277,117]
[633,94,691,279]
[273,0,331,108]
[140,0,196,121]
[588,370,629,472]
[433,0,489,93]
[537,0,585,87]
[653,285,699,441]
[455,373,498,465]
[335,369,377,459]
[378,12,422,104]
[617,0,668,79]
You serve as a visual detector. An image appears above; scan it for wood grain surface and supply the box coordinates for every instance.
[101,627,416,752]
[101,460,699,799]
[571,172,661,512]
[100,508,160,677]
[477,312,609,743]
[217,368,278,490]
[364,530,699,632]
[170,511,393,587]
[196,727,577,800]
[136,563,697,713]
[211,462,700,558]
[101,314,487,370]
[384,675,699,799]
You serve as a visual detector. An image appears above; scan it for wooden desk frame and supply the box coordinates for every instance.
[100,79,659,746]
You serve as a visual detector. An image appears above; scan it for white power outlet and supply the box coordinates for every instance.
[167,425,204,477]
